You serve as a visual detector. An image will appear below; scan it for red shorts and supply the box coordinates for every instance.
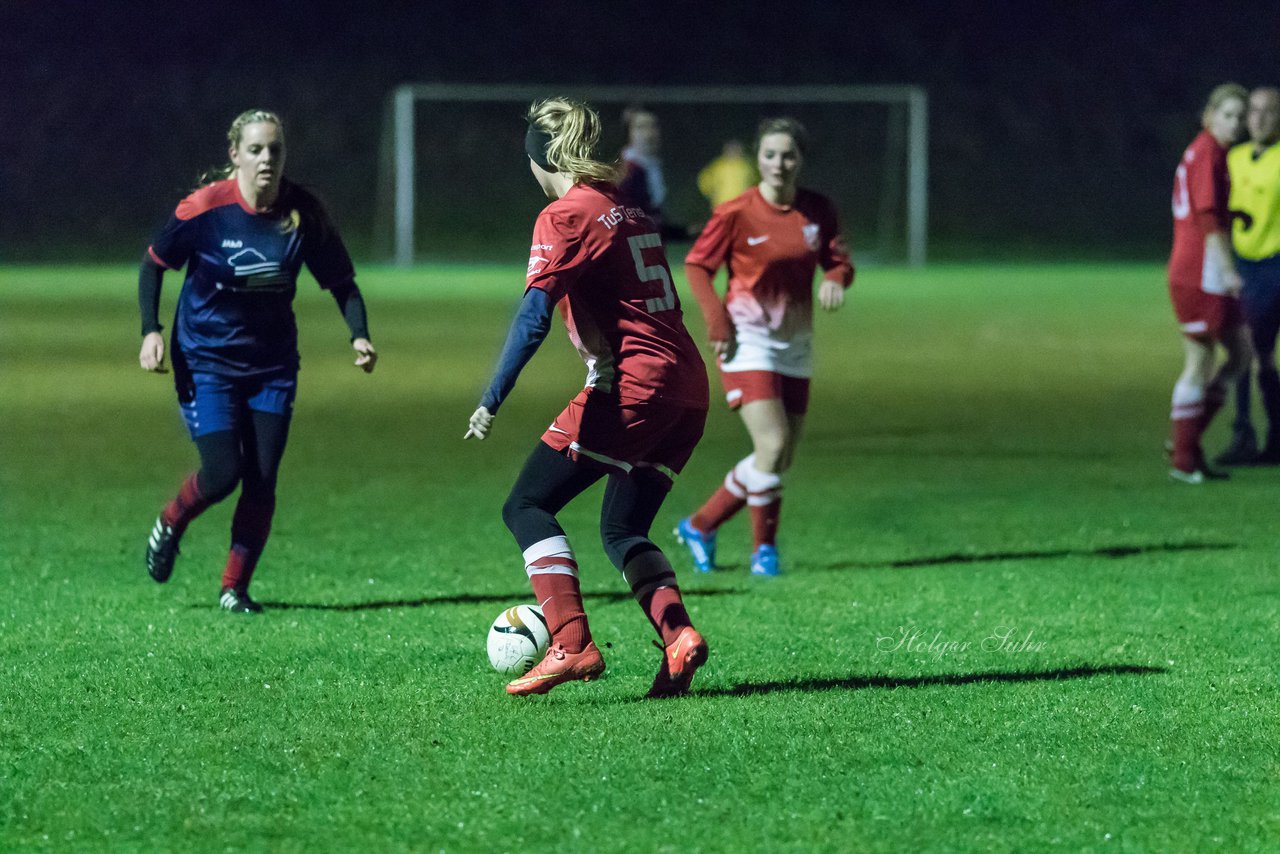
[1169,284,1241,342]
[542,389,707,481]
[719,370,810,415]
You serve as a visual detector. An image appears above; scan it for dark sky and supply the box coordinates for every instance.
[4,1,1279,259]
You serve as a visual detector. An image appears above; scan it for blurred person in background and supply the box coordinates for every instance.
[618,104,698,241]
[697,139,756,210]
[1217,86,1280,465]
[675,117,853,576]
[1166,84,1250,483]
[138,109,376,613]
[465,97,710,698]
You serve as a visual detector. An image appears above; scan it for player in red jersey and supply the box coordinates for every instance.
[465,98,710,698]
[617,105,696,241]
[1167,84,1251,483]
[676,117,854,576]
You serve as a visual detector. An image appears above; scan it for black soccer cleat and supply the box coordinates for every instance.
[146,517,181,583]
[219,587,264,614]
[1253,441,1280,466]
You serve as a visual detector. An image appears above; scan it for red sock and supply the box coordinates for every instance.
[161,472,211,534]
[222,545,255,592]
[640,584,692,647]
[750,497,783,548]
[221,493,275,592]
[1196,388,1226,463]
[690,469,748,533]
[530,572,591,653]
[1170,417,1199,472]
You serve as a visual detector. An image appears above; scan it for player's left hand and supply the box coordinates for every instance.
[819,280,845,311]
[464,406,494,440]
[353,338,377,373]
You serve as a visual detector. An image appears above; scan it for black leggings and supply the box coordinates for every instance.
[193,411,292,504]
[502,442,672,571]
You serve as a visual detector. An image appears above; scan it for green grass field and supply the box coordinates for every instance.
[1,262,1277,852]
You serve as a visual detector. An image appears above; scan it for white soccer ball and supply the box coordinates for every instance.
[486,604,550,675]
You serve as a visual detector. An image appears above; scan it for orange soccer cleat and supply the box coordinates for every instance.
[647,626,708,699]
[506,641,606,697]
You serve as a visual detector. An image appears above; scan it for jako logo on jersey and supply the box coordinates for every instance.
[528,256,549,277]
[747,235,770,246]
[221,239,243,249]
[803,224,821,252]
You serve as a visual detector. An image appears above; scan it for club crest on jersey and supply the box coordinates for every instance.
[228,247,269,271]
[803,223,821,252]
[223,247,286,291]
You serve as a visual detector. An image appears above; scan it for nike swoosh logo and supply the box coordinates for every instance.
[747,236,770,246]
[670,637,690,666]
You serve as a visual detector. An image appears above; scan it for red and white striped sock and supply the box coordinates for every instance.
[719,456,785,547]
[690,463,749,534]
[523,535,590,653]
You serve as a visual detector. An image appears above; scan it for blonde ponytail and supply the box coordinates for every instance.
[526,98,619,184]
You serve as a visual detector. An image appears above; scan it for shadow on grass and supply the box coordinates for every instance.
[699,663,1166,699]
[822,541,1235,571]
[254,587,745,612]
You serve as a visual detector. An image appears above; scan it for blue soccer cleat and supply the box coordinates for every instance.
[674,517,716,573]
[750,544,781,577]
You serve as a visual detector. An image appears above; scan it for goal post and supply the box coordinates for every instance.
[382,83,928,267]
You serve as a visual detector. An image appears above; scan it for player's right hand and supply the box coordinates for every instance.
[710,338,737,362]
[139,331,168,373]
[464,405,494,440]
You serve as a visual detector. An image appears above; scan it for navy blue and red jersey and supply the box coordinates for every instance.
[148,178,355,376]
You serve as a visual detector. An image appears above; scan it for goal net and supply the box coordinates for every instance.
[376,84,927,267]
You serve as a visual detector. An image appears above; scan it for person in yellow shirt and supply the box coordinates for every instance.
[1219,87,1280,465]
[697,140,757,210]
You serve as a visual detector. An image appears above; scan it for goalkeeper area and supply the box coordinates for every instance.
[376,84,927,266]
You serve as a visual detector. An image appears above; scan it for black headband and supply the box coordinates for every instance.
[525,125,557,172]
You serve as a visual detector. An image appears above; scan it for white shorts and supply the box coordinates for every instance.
[720,326,812,377]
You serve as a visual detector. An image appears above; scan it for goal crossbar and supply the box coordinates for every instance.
[389,83,928,266]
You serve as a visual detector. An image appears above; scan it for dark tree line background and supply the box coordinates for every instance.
[3,1,1278,262]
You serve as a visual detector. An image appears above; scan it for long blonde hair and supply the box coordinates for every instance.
[526,98,619,183]
[198,109,284,186]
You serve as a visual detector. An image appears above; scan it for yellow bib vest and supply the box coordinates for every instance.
[1228,141,1280,260]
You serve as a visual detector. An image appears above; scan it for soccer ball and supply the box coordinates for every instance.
[486,604,550,675]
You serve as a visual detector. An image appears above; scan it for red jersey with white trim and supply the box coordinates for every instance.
[1169,130,1231,291]
[525,183,708,408]
[687,186,852,359]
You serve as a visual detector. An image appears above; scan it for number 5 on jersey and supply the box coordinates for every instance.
[628,233,676,313]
